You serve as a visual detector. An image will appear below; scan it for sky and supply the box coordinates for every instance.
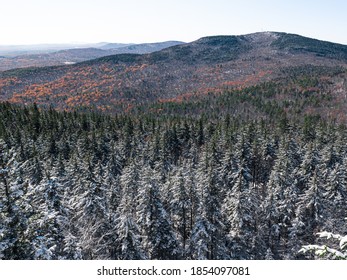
[1,0,347,45]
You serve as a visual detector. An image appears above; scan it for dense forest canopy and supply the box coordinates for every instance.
[1,101,346,259]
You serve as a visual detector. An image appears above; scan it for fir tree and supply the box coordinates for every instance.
[137,167,181,259]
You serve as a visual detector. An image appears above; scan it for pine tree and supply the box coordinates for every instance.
[193,148,228,260]
[324,157,347,232]
[137,166,181,259]
[113,184,147,259]
[69,159,110,259]
[25,177,68,259]
[261,138,299,259]
[222,133,259,259]
[290,169,326,258]
[0,144,32,259]
[170,167,191,256]
[300,228,347,260]
[189,201,213,259]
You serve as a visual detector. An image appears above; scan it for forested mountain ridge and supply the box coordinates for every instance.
[1,102,346,259]
[0,41,184,71]
[0,32,346,121]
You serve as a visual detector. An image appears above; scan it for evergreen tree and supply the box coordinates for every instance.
[25,177,67,259]
[223,162,257,259]
[113,180,147,259]
[194,148,228,260]
[69,159,110,259]
[137,167,181,259]
[0,144,33,259]
[170,167,191,256]
[290,169,326,258]
[189,201,213,260]
[324,158,347,232]
[261,138,299,259]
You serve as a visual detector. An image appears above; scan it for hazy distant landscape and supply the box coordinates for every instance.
[0,41,184,71]
[1,31,347,260]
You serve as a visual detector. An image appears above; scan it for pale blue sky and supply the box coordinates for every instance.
[1,0,346,45]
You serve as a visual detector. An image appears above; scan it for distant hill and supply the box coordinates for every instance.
[1,32,347,121]
[104,41,186,54]
[99,43,134,49]
[0,41,185,71]
[0,43,106,56]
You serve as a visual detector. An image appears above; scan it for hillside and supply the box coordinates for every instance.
[0,32,347,121]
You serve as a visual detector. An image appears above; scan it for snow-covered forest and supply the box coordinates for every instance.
[0,102,346,259]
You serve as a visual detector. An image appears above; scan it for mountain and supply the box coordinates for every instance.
[0,32,346,121]
[0,41,185,71]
